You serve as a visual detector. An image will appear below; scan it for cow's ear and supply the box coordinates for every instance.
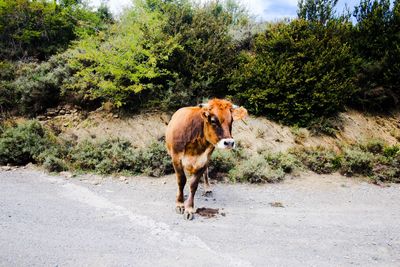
[232,106,248,121]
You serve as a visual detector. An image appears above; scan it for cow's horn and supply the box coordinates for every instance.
[232,104,239,109]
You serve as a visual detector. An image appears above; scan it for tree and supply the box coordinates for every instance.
[351,0,399,110]
[0,0,111,60]
[297,0,338,24]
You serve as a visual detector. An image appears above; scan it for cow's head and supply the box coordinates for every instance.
[200,99,248,149]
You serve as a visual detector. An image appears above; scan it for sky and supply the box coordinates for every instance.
[88,0,360,21]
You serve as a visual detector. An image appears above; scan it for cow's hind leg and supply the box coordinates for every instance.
[184,167,206,220]
[202,166,213,197]
[172,158,186,214]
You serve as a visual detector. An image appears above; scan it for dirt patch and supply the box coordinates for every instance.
[196,207,220,218]
[269,202,285,208]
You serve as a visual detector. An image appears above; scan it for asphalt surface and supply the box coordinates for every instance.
[1,168,400,267]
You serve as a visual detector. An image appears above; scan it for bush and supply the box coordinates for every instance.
[63,2,180,109]
[10,56,71,115]
[0,120,52,165]
[230,19,356,126]
[264,152,301,174]
[208,146,245,179]
[69,139,173,176]
[359,138,385,154]
[137,141,173,177]
[383,145,400,158]
[350,0,400,111]
[372,153,400,183]
[0,0,111,61]
[340,148,375,176]
[294,147,341,174]
[71,139,139,174]
[42,155,68,172]
[229,155,285,183]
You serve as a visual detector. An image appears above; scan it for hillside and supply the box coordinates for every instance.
[38,105,400,155]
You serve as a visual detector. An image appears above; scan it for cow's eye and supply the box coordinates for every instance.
[210,117,218,124]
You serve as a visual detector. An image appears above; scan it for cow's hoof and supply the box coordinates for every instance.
[175,206,185,214]
[183,212,194,220]
[202,190,213,197]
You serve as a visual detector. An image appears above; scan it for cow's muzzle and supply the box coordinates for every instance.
[216,138,235,149]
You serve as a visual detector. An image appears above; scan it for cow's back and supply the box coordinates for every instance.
[166,107,204,155]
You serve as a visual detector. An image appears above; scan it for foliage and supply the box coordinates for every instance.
[0,61,17,113]
[155,0,244,109]
[293,146,341,174]
[0,0,111,60]
[350,0,400,110]
[228,154,286,183]
[10,55,71,115]
[264,152,301,174]
[340,148,375,176]
[137,141,173,177]
[209,146,245,179]
[62,0,245,110]
[0,120,53,165]
[70,139,139,174]
[297,0,339,24]
[63,3,180,109]
[230,19,356,126]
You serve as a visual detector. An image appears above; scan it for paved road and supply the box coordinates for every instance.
[1,168,400,267]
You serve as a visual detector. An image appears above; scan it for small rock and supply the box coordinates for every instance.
[59,109,66,115]
[37,115,46,121]
[163,181,167,185]
[1,166,12,171]
[113,114,119,118]
[119,176,127,182]
[91,181,100,186]
[63,123,68,127]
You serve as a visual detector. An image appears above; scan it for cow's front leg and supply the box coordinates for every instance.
[183,168,205,220]
[172,158,186,214]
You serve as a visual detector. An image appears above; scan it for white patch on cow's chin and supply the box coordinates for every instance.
[216,138,235,149]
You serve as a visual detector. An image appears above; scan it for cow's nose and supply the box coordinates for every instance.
[223,140,235,148]
[217,138,235,149]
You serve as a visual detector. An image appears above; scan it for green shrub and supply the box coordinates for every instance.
[383,145,400,158]
[63,2,180,109]
[229,155,285,183]
[308,116,344,137]
[208,146,245,178]
[294,147,341,174]
[230,19,356,126]
[137,141,173,177]
[359,139,385,154]
[42,155,68,172]
[71,139,139,174]
[10,56,71,115]
[372,153,400,183]
[0,0,111,60]
[350,0,400,111]
[340,148,374,176]
[264,152,301,174]
[0,120,52,165]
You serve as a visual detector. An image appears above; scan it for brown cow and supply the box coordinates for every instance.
[165,99,247,220]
